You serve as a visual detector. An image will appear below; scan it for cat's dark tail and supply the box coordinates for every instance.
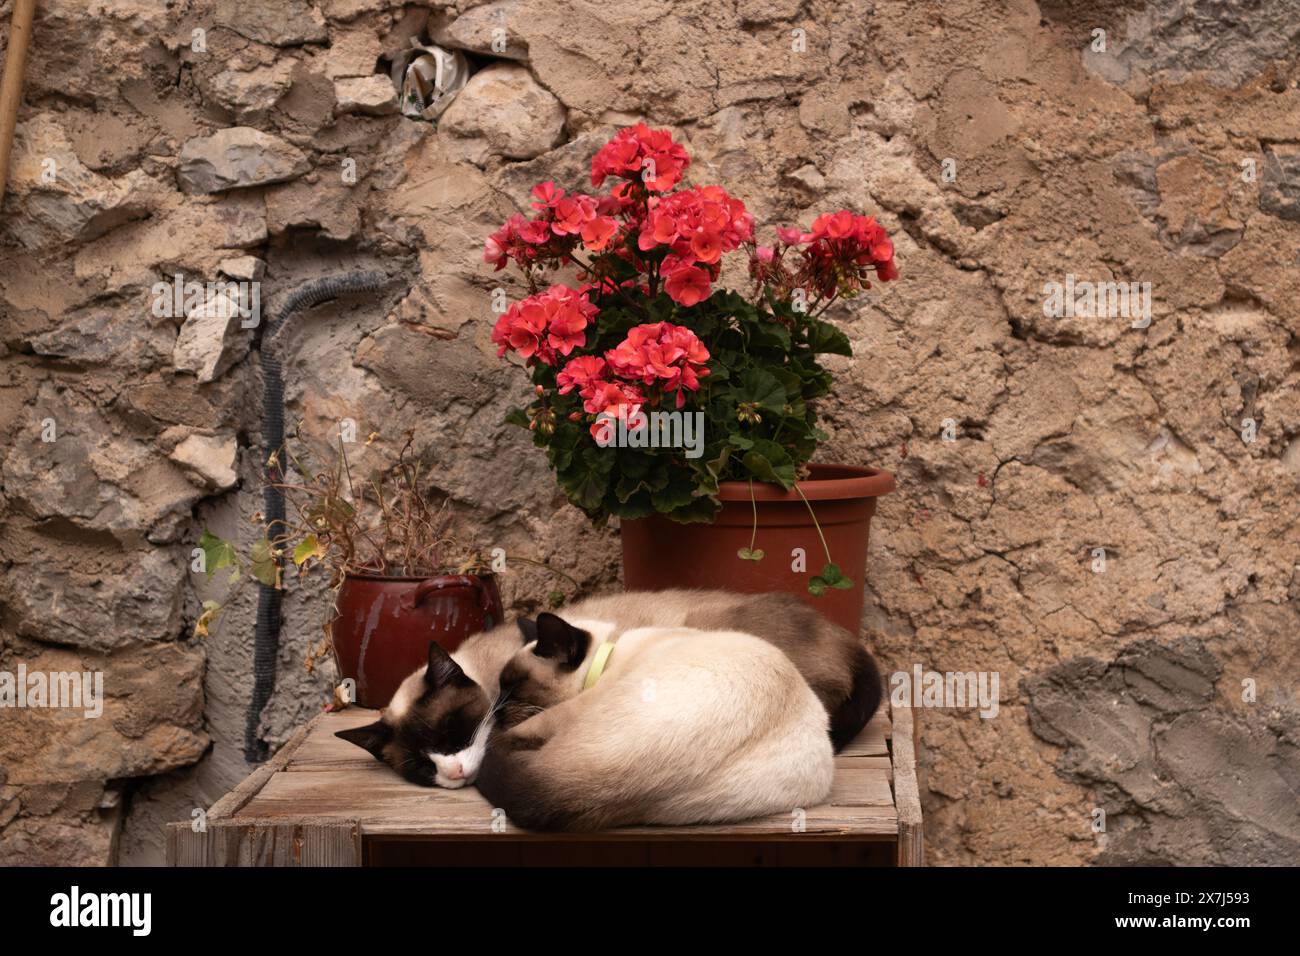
[829,644,883,752]
[476,743,590,832]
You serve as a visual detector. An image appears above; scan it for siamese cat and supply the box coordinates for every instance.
[500,590,880,749]
[333,621,522,788]
[336,589,880,788]
[477,617,835,830]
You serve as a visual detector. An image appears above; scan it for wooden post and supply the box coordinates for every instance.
[891,702,925,866]
[0,0,38,207]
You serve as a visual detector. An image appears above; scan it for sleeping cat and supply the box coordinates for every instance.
[333,620,521,788]
[335,589,880,788]
[502,590,880,749]
[476,618,835,830]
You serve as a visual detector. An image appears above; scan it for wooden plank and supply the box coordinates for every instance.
[828,768,894,807]
[838,709,890,756]
[364,838,895,866]
[365,838,525,866]
[206,714,323,820]
[238,768,496,826]
[235,769,897,837]
[166,822,206,867]
[833,755,891,775]
[890,701,925,866]
[167,819,361,866]
[288,709,384,772]
[590,805,898,839]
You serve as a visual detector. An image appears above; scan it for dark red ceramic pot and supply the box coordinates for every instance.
[330,572,504,708]
[620,464,894,634]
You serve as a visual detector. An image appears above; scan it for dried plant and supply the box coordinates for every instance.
[276,429,478,581]
[194,429,487,644]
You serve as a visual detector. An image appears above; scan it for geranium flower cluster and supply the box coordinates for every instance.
[640,186,754,306]
[490,283,598,366]
[555,355,644,432]
[606,322,711,406]
[752,211,898,301]
[590,123,690,192]
[485,124,898,469]
[483,182,624,272]
[556,322,710,437]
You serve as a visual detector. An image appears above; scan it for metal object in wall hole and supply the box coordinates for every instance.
[390,40,469,121]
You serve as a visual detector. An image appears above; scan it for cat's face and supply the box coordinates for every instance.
[495,613,594,731]
[335,642,492,788]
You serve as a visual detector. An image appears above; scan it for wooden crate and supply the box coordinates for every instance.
[166,699,923,867]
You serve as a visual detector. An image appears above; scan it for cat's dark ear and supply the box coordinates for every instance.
[532,612,590,671]
[335,720,393,761]
[426,641,470,688]
[516,617,538,644]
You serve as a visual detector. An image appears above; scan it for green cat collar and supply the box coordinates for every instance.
[582,639,618,691]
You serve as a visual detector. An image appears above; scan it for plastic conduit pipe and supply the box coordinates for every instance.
[246,270,388,762]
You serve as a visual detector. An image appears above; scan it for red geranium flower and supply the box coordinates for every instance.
[591,123,690,192]
[556,355,608,397]
[491,285,599,365]
[606,322,710,407]
[663,264,712,307]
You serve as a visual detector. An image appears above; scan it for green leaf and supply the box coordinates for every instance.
[564,448,613,512]
[547,420,582,472]
[250,538,279,588]
[770,367,803,397]
[293,534,325,566]
[615,473,652,504]
[617,450,654,479]
[503,407,530,428]
[748,320,791,350]
[814,562,854,591]
[650,476,696,511]
[612,495,657,520]
[737,547,765,561]
[807,319,852,356]
[733,368,787,414]
[199,530,237,578]
[664,495,720,523]
[742,439,797,489]
[694,444,731,497]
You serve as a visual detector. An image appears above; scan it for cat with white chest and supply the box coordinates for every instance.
[476,614,837,830]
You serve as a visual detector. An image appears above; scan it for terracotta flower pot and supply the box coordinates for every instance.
[620,464,895,633]
[330,572,504,709]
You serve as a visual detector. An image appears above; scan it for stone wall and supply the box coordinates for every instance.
[1,0,1296,865]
